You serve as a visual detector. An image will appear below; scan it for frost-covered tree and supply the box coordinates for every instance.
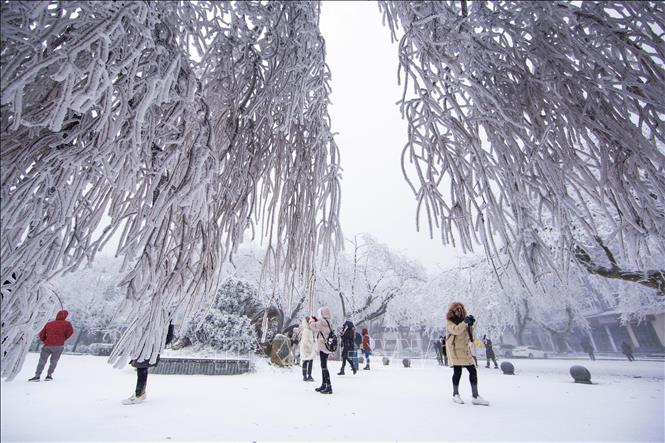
[1,1,341,380]
[318,235,427,326]
[379,1,665,294]
[180,278,259,353]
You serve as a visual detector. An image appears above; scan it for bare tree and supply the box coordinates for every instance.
[1,2,341,380]
[320,235,426,326]
[379,1,665,294]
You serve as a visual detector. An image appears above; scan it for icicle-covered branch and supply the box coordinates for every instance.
[1,1,341,380]
[379,1,665,292]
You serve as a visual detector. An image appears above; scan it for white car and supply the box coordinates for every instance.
[510,346,548,359]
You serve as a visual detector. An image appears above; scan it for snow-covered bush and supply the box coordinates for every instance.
[181,278,260,353]
[184,311,255,353]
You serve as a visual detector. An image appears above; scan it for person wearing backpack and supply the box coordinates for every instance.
[361,328,373,370]
[338,320,357,375]
[309,307,335,394]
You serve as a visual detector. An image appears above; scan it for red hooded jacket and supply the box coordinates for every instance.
[362,328,372,352]
[39,310,74,347]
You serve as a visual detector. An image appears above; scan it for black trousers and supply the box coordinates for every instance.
[135,367,148,396]
[340,347,355,371]
[452,365,478,384]
[302,359,313,377]
[319,351,331,386]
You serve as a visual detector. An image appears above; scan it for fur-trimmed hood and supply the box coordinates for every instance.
[446,302,467,322]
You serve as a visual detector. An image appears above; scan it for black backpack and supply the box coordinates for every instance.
[321,319,338,352]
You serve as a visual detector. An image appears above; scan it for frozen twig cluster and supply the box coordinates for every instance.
[1,1,341,380]
[379,1,665,293]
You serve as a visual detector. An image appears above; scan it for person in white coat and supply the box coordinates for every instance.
[299,316,317,382]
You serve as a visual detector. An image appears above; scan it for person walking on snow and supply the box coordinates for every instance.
[621,341,635,361]
[435,336,444,366]
[446,302,489,406]
[482,335,499,368]
[309,307,334,394]
[299,316,317,382]
[442,334,448,366]
[28,310,74,382]
[361,328,372,370]
[581,337,596,361]
[123,322,174,405]
[338,320,357,375]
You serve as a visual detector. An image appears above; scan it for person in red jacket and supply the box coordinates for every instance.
[362,328,372,370]
[28,310,74,381]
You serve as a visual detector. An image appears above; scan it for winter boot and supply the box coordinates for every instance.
[352,366,357,375]
[452,394,465,404]
[315,384,325,392]
[306,376,315,382]
[363,364,370,370]
[44,375,53,381]
[337,369,345,375]
[28,376,40,382]
[319,384,333,394]
[122,392,147,405]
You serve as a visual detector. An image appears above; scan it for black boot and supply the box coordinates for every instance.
[319,369,332,393]
[337,370,344,375]
[471,383,479,398]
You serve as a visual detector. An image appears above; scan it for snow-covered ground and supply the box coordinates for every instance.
[2,352,663,442]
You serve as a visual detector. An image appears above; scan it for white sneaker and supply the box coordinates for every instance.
[122,392,147,405]
[472,395,490,406]
[452,394,464,404]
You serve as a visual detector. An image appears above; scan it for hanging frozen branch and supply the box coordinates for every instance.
[379,1,665,292]
[1,1,341,380]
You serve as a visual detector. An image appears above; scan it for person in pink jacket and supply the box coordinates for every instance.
[309,306,334,394]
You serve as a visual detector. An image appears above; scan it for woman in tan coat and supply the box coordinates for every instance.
[309,306,334,394]
[446,302,489,406]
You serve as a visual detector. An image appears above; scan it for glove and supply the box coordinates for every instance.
[464,315,475,325]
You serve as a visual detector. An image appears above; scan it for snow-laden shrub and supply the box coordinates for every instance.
[214,279,260,317]
[181,278,259,353]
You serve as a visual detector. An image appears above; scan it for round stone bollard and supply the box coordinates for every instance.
[402,358,411,368]
[570,365,592,384]
[382,356,390,366]
[500,361,515,375]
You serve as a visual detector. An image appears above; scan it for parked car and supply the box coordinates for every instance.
[511,346,548,359]
[498,344,515,357]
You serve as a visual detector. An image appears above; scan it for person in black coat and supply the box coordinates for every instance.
[435,336,444,365]
[123,322,174,405]
[338,320,357,375]
[482,335,499,368]
[441,335,448,366]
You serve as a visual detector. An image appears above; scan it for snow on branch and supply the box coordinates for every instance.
[379,1,665,292]
[1,1,341,380]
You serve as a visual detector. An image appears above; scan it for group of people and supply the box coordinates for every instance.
[296,307,373,395]
[27,302,641,407]
[581,336,636,362]
[26,308,174,405]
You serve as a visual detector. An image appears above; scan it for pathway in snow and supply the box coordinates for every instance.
[2,353,663,441]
